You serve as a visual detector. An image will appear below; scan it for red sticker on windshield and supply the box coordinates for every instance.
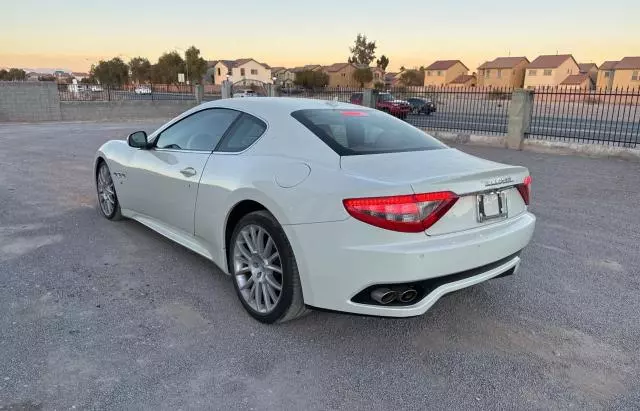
[340,111,368,117]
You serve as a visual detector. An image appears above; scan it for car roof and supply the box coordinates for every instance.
[200,97,367,118]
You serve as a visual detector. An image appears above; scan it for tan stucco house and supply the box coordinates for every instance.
[322,63,360,87]
[292,65,323,73]
[611,57,640,90]
[560,73,592,90]
[208,58,272,85]
[423,60,468,86]
[523,54,580,89]
[477,57,529,88]
[595,57,640,90]
[271,67,296,87]
[596,61,618,90]
[578,63,598,86]
[449,74,477,88]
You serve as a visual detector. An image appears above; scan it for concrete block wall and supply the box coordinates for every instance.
[0,82,62,121]
[60,101,196,122]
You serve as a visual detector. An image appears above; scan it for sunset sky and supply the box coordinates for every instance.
[1,0,638,73]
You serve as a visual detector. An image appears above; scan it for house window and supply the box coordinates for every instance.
[217,68,221,76]
[543,69,552,76]
[632,71,639,81]
[341,73,346,77]
[604,71,611,78]
[240,68,246,76]
[497,70,502,78]
[251,69,258,75]
[437,71,442,76]
[427,71,432,76]
[529,70,537,76]
[485,70,491,78]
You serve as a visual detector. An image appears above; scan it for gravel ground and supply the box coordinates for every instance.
[0,120,639,410]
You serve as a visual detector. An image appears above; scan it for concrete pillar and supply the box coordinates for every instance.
[221,81,232,99]
[506,89,534,150]
[266,83,278,97]
[194,85,204,104]
[362,89,376,108]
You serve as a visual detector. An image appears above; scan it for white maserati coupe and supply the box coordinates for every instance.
[94,97,536,323]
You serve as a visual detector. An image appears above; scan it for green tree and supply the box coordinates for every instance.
[373,81,385,90]
[399,69,424,86]
[348,33,377,66]
[2,68,27,81]
[152,51,185,84]
[184,46,207,84]
[400,65,406,71]
[352,67,373,87]
[38,74,56,82]
[129,57,152,83]
[293,70,329,89]
[376,55,389,71]
[90,58,129,86]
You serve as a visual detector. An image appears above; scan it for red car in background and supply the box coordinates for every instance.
[350,92,411,119]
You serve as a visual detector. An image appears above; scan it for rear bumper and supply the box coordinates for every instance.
[387,106,411,116]
[284,212,535,317]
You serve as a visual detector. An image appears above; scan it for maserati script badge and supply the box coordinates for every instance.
[484,176,513,187]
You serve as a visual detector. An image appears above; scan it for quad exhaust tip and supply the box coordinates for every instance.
[398,288,418,303]
[370,287,419,305]
[370,288,397,305]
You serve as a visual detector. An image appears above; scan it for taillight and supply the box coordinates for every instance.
[343,191,459,233]
[516,175,532,205]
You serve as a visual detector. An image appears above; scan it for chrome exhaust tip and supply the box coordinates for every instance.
[398,288,418,304]
[370,288,397,305]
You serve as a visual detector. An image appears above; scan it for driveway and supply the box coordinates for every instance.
[0,121,638,410]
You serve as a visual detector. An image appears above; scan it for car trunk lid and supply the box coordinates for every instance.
[340,148,529,235]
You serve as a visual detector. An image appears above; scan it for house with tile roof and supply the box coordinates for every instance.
[271,67,296,87]
[596,60,618,90]
[448,74,477,88]
[423,60,468,86]
[322,63,359,87]
[611,57,640,90]
[206,58,272,85]
[578,63,598,86]
[477,57,529,88]
[523,55,580,89]
[560,73,592,90]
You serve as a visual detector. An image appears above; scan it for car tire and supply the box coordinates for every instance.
[229,210,308,324]
[96,161,122,221]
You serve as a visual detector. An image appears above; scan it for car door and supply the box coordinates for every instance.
[124,108,240,235]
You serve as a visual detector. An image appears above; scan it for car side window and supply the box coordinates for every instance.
[216,113,267,152]
[155,108,240,151]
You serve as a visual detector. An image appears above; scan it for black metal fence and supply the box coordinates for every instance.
[529,87,640,147]
[389,86,513,136]
[58,84,197,101]
[280,87,360,103]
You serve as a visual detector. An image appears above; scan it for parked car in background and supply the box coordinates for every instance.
[90,85,104,92]
[135,85,152,95]
[406,97,436,115]
[350,91,411,119]
[233,89,257,98]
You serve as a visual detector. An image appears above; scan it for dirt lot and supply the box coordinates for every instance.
[0,121,639,410]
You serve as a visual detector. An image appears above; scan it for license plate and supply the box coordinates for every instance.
[476,191,508,222]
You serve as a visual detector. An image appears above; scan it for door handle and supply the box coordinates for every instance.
[180,167,197,177]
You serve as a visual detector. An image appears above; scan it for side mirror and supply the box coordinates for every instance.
[127,131,148,149]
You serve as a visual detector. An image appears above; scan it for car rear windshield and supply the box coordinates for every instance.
[291,109,446,156]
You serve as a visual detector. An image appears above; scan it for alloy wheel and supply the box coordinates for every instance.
[233,224,283,314]
[97,164,116,217]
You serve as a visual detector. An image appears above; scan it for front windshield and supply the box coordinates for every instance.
[378,94,394,101]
